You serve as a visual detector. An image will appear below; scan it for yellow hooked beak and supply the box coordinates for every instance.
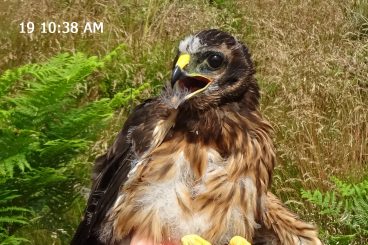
[171,53,191,87]
[171,53,212,100]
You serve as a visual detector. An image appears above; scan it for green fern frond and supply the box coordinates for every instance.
[302,177,368,242]
[49,98,113,140]
[3,54,103,130]
[0,191,21,204]
[0,216,28,225]
[0,234,29,245]
[0,46,150,244]
[301,189,342,216]
[109,82,151,109]
[0,64,36,99]
[0,154,31,178]
[38,139,90,159]
[0,207,31,214]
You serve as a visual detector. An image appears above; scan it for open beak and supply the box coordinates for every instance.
[171,53,212,100]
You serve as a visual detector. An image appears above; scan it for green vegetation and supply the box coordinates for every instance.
[302,178,368,244]
[0,0,367,244]
[0,49,149,244]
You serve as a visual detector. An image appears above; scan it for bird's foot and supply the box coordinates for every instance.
[229,236,251,245]
[181,235,251,245]
[181,234,211,245]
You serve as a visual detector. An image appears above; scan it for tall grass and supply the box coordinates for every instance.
[0,0,367,244]
[235,0,368,190]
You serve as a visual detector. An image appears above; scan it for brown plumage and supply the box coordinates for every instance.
[72,29,322,245]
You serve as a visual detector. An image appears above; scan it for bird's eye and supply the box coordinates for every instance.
[207,54,224,69]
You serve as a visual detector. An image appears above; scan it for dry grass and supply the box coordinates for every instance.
[1,0,367,243]
[235,0,368,189]
[234,1,368,241]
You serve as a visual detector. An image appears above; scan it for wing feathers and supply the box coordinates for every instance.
[71,99,157,245]
[253,192,322,245]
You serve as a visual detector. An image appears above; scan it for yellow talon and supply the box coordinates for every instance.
[229,236,251,245]
[181,234,211,245]
[180,234,250,245]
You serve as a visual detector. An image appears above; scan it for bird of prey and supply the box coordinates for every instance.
[72,29,322,245]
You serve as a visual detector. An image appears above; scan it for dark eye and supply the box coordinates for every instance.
[207,54,224,69]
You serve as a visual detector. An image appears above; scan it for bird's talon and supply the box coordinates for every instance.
[181,234,211,245]
[229,236,251,245]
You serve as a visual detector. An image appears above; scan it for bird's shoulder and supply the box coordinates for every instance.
[71,97,164,245]
[92,98,157,177]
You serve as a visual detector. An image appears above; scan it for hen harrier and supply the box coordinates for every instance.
[72,29,321,245]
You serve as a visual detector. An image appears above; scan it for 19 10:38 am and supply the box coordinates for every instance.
[19,21,103,34]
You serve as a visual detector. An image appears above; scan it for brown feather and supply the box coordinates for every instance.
[257,192,322,245]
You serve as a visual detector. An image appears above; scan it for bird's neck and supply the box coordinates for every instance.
[173,102,271,153]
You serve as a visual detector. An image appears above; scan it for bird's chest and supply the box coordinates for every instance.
[117,139,257,243]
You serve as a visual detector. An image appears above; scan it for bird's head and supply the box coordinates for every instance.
[168,29,259,111]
